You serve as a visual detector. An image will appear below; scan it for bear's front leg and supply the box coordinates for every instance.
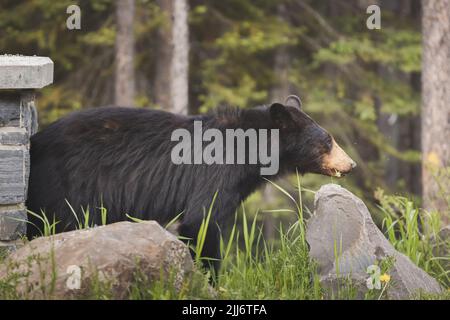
[178,218,222,280]
[177,191,240,282]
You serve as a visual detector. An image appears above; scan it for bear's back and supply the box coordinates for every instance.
[27,107,195,236]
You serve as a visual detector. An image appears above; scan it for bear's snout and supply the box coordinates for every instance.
[321,139,356,177]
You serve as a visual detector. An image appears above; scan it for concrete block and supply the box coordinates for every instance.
[0,54,52,243]
[0,147,26,205]
[0,55,54,89]
[0,128,28,145]
[0,93,21,127]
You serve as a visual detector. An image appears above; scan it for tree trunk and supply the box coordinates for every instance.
[154,0,189,114]
[421,0,450,217]
[115,0,135,107]
[171,0,189,114]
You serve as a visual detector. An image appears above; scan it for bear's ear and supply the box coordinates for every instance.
[270,103,293,128]
[285,95,302,110]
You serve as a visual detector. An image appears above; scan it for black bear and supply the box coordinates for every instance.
[26,95,356,274]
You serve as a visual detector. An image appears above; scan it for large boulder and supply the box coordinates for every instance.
[306,184,443,299]
[0,221,194,299]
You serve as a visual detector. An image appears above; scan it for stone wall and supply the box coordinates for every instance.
[0,55,53,251]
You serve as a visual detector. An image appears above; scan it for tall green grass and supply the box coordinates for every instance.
[215,172,322,299]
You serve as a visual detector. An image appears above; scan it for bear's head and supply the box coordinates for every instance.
[270,95,356,177]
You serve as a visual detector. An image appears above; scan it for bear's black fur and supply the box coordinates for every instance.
[26,102,340,274]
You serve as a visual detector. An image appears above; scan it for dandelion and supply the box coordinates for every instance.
[380,273,391,283]
[378,273,391,300]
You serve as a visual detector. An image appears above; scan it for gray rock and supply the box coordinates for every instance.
[306,184,443,299]
[0,221,194,299]
[0,55,54,89]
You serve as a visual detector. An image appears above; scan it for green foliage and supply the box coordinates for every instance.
[217,219,322,299]
[314,30,421,73]
[377,189,449,287]
[24,210,59,237]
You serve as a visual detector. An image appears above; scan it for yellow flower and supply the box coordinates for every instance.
[380,273,391,283]
[426,152,441,167]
